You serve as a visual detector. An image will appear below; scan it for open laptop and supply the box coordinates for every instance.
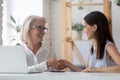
[0,46,28,73]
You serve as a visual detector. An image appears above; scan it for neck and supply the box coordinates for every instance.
[27,42,41,54]
[92,39,97,50]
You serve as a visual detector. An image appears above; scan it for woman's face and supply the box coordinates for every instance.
[29,20,46,44]
[83,21,97,40]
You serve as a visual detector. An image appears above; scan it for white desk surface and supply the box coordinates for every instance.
[0,72,120,80]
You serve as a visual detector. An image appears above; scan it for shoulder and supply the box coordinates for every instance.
[106,41,116,50]
[106,41,119,56]
[105,41,114,47]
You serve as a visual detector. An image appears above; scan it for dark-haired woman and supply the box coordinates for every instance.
[56,11,120,73]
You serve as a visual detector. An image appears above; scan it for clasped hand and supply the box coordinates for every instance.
[47,59,68,70]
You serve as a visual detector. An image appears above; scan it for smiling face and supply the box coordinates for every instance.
[83,21,97,40]
[29,19,46,44]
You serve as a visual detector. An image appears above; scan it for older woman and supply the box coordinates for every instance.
[20,15,57,72]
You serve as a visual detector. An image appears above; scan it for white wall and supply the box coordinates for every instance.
[112,1,120,52]
[51,0,62,59]
[43,0,52,47]
[0,0,3,45]
[72,0,103,24]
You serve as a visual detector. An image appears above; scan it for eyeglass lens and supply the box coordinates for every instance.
[36,26,48,30]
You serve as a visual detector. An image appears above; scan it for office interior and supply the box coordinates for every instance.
[0,0,120,71]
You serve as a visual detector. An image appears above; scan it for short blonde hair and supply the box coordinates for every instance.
[20,15,46,44]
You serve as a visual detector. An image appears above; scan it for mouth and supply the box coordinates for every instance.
[38,33,43,37]
[39,35,43,38]
[40,35,43,37]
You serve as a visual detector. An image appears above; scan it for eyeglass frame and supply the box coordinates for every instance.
[32,25,48,31]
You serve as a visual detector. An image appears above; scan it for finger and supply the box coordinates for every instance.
[56,64,66,70]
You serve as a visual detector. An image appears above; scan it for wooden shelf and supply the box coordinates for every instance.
[66,2,103,7]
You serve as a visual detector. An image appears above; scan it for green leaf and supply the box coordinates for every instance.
[16,43,21,45]
[9,39,16,43]
[10,15,16,24]
[7,23,16,30]
[72,23,84,32]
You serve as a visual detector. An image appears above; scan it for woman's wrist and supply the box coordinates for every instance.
[46,60,51,68]
[46,60,56,68]
[65,62,81,71]
[96,68,101,72]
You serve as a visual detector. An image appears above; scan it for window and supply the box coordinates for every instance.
[3,0,43,45]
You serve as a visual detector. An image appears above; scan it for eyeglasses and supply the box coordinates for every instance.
[32,25,48,31]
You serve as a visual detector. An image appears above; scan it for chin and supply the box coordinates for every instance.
[40,39,43,42]
[36,40,42,43]
[87,37,92,40]
[39,40,42,42]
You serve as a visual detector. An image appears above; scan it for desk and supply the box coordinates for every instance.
[0,72,120,80]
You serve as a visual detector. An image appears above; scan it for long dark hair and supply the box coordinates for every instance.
[84,11,114,59]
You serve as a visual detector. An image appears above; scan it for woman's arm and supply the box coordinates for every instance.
[107,44,120,65]
[28,61,48,72]
[84,44,120,73]
[96,65,120,73]
[57,59,83,72]
[28,60,57,72]
[83,65,120,73]
[99,44,120,72]
[83,44,120,73]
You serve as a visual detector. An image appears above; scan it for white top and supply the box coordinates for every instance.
[24,44,56,72]
[89,41,116,68]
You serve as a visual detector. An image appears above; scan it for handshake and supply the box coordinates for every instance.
[46,59,70,70]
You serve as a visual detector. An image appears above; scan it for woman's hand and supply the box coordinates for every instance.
[46,59,57,68]
[55,59,67,70]
[55,59,82,72]
[46,59,67,70]
[82,67,99,72]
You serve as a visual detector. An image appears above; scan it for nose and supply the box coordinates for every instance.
[41,30,45,35]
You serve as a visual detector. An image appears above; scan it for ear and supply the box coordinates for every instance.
[92,24,97,31]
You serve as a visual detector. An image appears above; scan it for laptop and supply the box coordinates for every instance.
[0,46,28,73]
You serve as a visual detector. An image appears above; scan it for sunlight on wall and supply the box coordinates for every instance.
[11,0,43,23]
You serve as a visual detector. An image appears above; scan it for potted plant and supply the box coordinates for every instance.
[7,16,21,45]
[72,23,84,40]
[72,23,84,32]
[115,0,120,6]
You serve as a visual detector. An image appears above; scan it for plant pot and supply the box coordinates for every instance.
[72,30,82,40]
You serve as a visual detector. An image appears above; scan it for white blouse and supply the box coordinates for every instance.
[89,41,116,68]
[24,44,56,72]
